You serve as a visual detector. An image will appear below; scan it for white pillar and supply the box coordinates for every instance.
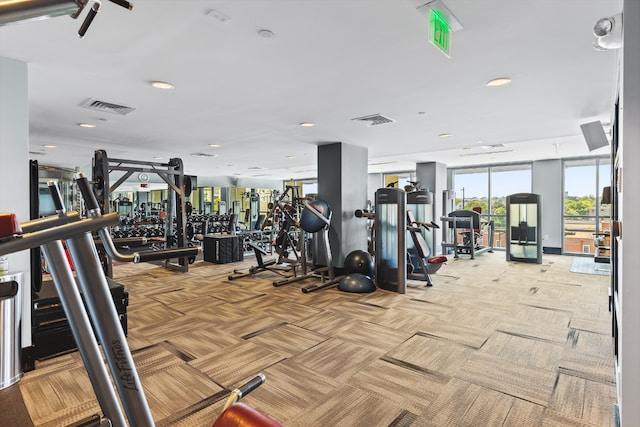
[0,57,32,349]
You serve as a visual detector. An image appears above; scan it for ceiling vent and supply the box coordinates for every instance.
[460,149,515,157]
[81,99,136,115]
[29,151,45,156]
[190,152,216,157]
[352,114,395,127]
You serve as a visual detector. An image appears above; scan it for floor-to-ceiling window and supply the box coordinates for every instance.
[452,163,532,249]
[490,165,533,249]
[563,157,611,254]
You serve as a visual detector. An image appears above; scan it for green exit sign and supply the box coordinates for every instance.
[429,8,451,57]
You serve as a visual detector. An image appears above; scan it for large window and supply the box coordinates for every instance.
[563,158,610,254]
[453,164,532,249]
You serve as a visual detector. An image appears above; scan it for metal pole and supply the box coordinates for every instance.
[41,240,127,427]
[65,233,155,427]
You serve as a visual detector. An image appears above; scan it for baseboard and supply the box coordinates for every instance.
[542,246,561,255]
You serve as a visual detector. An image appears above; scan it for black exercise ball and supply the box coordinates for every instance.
[300,200,330,233]
[343,249,374,277]
[338,273,376,293]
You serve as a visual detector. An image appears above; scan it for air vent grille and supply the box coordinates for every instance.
[460,149,515,157]
[352,114,395,126]
[81,99,136,115]
[190,152,216,157]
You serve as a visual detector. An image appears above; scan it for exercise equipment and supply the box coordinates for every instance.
[264,186,302,266]
[407,190,438,256]
[0,176,278,427]
[506,193,542,263]
[337,273,376,293]
[300,200,330,233]
[374,187,406,294]
[228,242,291,281]
[92,150,195,275]
[406,211,447,286]
[273,200,342,293]
[0,0,133,38]
[354,207,375,255]
[441,209,494,259]
[213,373,283,427]
[343,249,374,277]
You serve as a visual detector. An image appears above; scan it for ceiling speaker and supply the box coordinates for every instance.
[580,121,609,152]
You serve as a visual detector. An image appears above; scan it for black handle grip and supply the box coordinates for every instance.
[47,181,66,213]
[136,247,199,263]
[109,0,133,10]
[354,209,374,219]
[75,173,100,213]
[235,374,265,398]
[78,3,99,38]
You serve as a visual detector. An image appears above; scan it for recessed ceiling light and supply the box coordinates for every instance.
[486,77,512,87]
[287,156,295,159]
[151,81,175,90]
[43,144,57,149]
[462,147,471,151]
[209,144,221,147]
[258,29,275,38]
[439,133,452,138]
[79,123,95,128]
[300,122,315,127]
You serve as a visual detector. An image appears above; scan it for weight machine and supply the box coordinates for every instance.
[0,175,280,427]
[92,150,196,275]
[441,209,494,259]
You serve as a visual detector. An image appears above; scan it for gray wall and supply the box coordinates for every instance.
[532,159,563,251]
[318,143,368,267]
[0,57,31,348]
[416,162,447,254]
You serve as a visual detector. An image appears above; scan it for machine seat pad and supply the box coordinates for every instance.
[428,256,448,264]
[212,403,283,427]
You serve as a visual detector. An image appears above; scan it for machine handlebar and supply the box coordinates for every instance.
[222,373,266,410]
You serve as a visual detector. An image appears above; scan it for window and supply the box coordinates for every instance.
[452,164,531,249]
[563,157,610,254]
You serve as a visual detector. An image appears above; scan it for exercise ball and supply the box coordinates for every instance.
[343,249,374,277]
[338,273,376,293]
[300,200,330,233]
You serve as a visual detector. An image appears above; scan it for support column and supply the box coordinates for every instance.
[318,143,368,267]
[415,162,447,254]
[0,57,32,350]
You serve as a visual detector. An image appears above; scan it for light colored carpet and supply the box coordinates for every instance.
[18,252,616,427]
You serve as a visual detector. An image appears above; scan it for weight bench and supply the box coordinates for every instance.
[406,211,447,286]
[228,242,291,281]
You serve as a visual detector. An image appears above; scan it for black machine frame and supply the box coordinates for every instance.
[505,192,542,264]
[92,149,193,275]
[441,209,494,259]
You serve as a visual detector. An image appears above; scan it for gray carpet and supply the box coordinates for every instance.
[570,257,611,276]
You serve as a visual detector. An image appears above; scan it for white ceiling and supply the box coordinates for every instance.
[0,0,622,181]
